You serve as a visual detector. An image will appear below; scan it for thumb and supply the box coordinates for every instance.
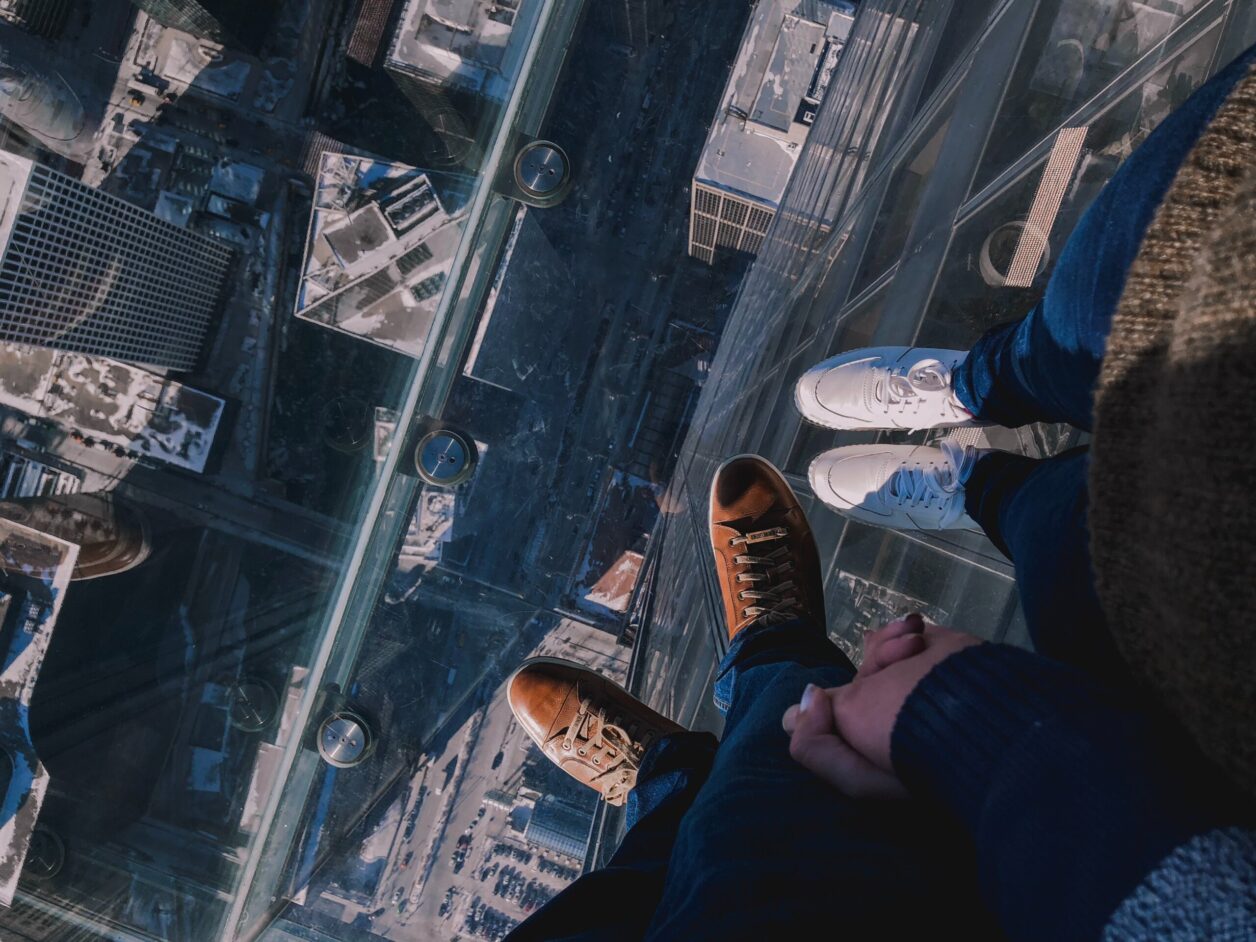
[787,684,908,800]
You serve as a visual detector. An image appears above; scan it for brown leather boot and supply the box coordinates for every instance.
[709,454,825,641]
[507,658,685,806]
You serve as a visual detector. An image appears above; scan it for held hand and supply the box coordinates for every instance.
[783,616,981,797]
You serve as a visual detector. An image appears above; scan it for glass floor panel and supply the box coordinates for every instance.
[0,0,1252,939]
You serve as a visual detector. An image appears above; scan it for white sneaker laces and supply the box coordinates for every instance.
[882,441,977,528]
[872,358,969,418]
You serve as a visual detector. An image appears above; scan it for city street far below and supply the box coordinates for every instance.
[0,0,1251,939]
[0,0,753,937]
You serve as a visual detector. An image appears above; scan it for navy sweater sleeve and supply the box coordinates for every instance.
[890,643,1254,942]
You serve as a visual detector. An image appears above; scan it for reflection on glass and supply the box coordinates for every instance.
[0,0,1250,938]
[853,106,954,291]
[823,522,954,653]
[975,0,1211,189]
[384,0,537,171]
[0,0,548,934]
[922,23,1223,349]
[914,0,1001,109]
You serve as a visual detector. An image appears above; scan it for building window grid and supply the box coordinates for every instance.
[27,184,231,267]
[690,188,778,262]
[0,166,230,368]
[694,185,721,215]
[3,252,219,330]
[21,207,228,279]
[747,208,773,232]
[692,213,717,250]
[716,222,742,248]
[32,165,231,260]
[25,178,232,272]
[720,199,748,224]
[11,222,226,295]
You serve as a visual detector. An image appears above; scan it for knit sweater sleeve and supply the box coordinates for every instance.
[1103,828,1256,941]
[890,643,1255,942]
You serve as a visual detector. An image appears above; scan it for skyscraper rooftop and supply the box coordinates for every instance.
[689,0,855,262]
[386,0,527,100]
[0,152,233,370]
[694,0,855,209]
[294,153,466,359]
[0,344,224,473]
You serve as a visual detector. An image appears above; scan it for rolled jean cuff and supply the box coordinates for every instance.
[627,730,718,829]
[713,618,852,714]
[953,315,1051,427]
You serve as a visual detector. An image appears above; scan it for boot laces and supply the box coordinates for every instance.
[871,357,968,417]
[883,441,976,527]
[728,526,800,624]
[556,697,655,802]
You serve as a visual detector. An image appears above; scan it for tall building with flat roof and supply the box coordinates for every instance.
[0,516,77,906]
[386,0,527,102]
[523,794,594,860]
[688,0,854,263]
[129,0,281,54]
[0,152,233,371]
[295,152,464,360]
[384,0,531,166]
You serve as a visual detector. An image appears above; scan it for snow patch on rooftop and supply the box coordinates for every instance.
[294,152,468,360]
[0,345,224,473]
[210,158,265,205]
[694,0,855,207]
[581,549,644,615]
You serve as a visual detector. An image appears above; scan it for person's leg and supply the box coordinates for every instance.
[506,731,718,942]
[643,619,998,941]
[954,42,1256,431]
[963,446,1129,680]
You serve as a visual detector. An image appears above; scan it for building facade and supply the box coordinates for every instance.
[384,0,534,167]
[128,0,279,53]
[0,153,232,371]
[689,184,777,263]
[0,0,74,39]
[294,153,464,360]
[688,0,855,263]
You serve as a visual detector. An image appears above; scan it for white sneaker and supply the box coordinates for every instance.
[794,346,980,431]
[808,441,985,531]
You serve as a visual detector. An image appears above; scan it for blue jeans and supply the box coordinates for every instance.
[509,620,997,941]
[953,42,1256,677]
[508,43,1256,942]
